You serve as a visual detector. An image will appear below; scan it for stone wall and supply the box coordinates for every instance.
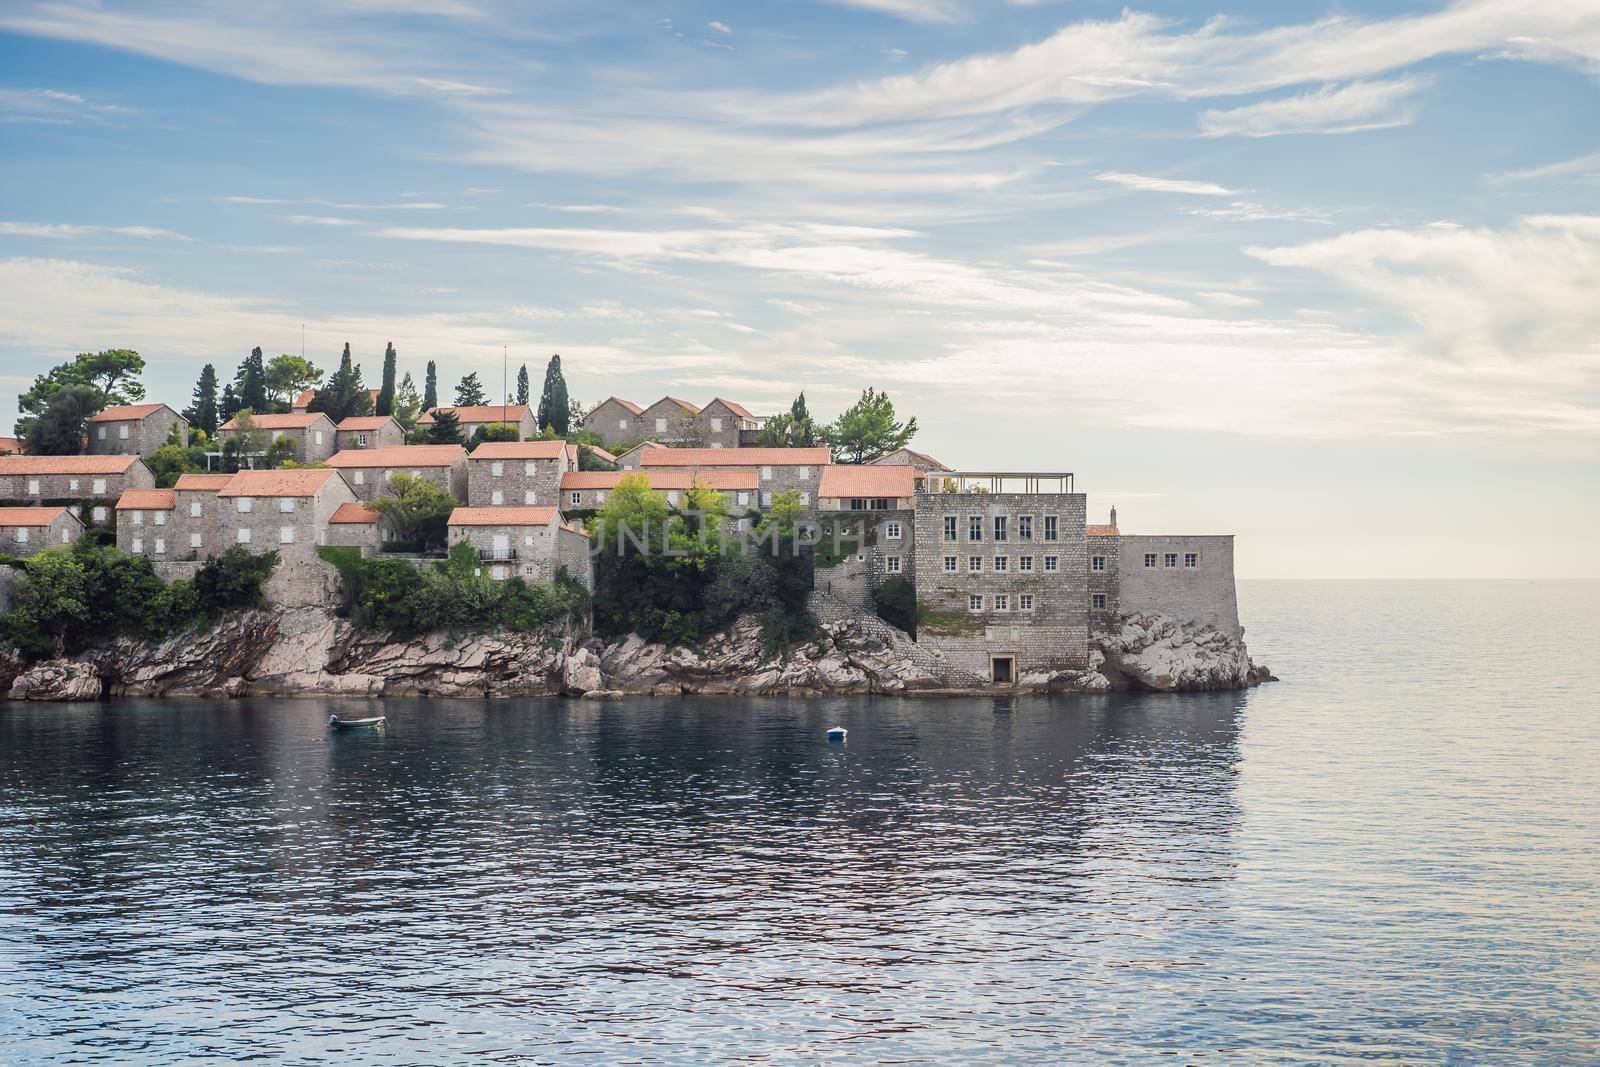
[92,409,185,456]
[341,459,465,503]
[1088,532,1120,631]
[1116,534,1239,637]
[466,455,567,508]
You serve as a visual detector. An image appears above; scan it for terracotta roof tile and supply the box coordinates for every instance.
[216,468,342,497]
[326,445,464,468]
[115,489,176,510]
[91,403,169,422]
[817,464,919,500]
[468,440,568,460]
[600,396,642,415]
[1086,524,1119,537]
[584,444,618,463]
[447,506,558,526]
[336,416,398,431]
[419,404,530,425]
[709,398,753,418]
[220,412,331,430]
[329,502,381,524]
[641,446,830,467]
[0,506,76,526]
[174,473,235,491]
[0,454,142,475]
[560,469,758,491]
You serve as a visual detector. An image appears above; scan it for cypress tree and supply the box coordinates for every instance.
[185,363,220,437]
[234,347,268,413]
[454,372,487,407]
[219,382,241,424]
[516,364,530,405]
[377,341,397,416]
[536,353,570,435]
[310,343,374,422]
[423,360,438,411]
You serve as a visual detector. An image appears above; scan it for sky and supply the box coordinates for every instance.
[0,0,1597,578]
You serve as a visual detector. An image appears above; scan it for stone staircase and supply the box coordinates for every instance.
[807,588,984,687]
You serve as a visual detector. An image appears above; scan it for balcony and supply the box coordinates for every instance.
[478,548,519,562]
[920,471,1075,494]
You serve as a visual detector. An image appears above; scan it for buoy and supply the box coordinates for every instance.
[826,726,847,742]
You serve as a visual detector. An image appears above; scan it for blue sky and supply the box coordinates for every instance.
[2,0,1597,577]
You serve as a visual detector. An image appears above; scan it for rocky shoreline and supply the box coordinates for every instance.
[0,607,1273,702]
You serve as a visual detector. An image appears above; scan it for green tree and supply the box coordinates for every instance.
[423,360,439,410]
[4,548,90,658]
[227,408,270,458]
[823,388,917,464]
[184,363,220,437]
[146,444,197,488]
[393,372,422,432]
[233,347,269,413]
[425,408,463,444]
[264,354,322,410]
[377,341,397,416]
[369,473,457,549]
[193,547,279,616]
[454,372,488,407]
[515,363,530,405]
[310,343,373,422]
[219,382,242,424]
[22,384,102,455]
[17,349,146,419]
[755,392,821,448]
[591,473,671,555]
[535,354,570,434]
[469,422,520,448]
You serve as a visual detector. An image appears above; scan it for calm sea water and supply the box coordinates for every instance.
[2,580,1598,1064]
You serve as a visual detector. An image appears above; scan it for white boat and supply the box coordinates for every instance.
[328,714,386,731]
[826,726,847,742]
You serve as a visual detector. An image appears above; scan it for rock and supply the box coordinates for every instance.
[8,659,103,701]
[562,646,603,694]
[1092,611,1273,692]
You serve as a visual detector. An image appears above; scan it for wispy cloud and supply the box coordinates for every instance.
[707,20,731,35]
[220,196,448,210]
[0,87,132,124]
[1200,78,1428,138]
[1095,171,1238,197]
[0,221,192,241]
[1488,149,1600,184]
[283,215,364,227]
[821,0,964,23]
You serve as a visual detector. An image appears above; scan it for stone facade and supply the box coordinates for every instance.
[1116,534,1240,637]
[465,440,572,508]
[614,441,659,470]
[866,448,951,472]
[584,398,644,449]
[327,445,468,503]
[418,404,536,441]
[335,416,405,452]
[639,446,829,508]
[324,502,391,553]
[0,507,85,556]
[215,469,358,556]
[172,473,235,560]
[218,413,337,464]
[1087,514,1120,630]
[115,489,179,561]
[90,404,188,457]
[558,469,759,514]
[0,454,155,526]
[699,398,762,450]
[639,398,703,445]
[446,506,592,589]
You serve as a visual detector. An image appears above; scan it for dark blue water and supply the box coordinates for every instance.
[3,581,1598,1063]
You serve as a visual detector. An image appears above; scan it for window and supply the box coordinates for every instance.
[1018,555,1033,572]
[1019,594,1034,612]
[119,425,129,440]
[737,492,750,507]
[97,427,107,440]
[711,418,723,432]
[491,490,504,506]
[131,510,143,526]
[1044,515,1058,541]
[69,479,79,492]
[968,555,983,572]
[885,521,902,540]
[154,512,166,526]
[27,479,39,495]
[761,491,773,507]
[1185,552,1198,568]
[15,529,28,544]
[524,461,537,475]
[994,516,1008,542]
[60,528,69,544]
[491,461,504,476]
[279,498,295,513]
[190,500,202,518]
[1144,553,1157,568]
[1018,515,1032,540]
[237,498,253,513]
[279,527,294,544]
[190,533,202,548]
[1091,555,1105,572]
[655,418,667,432]
[1092,593,1107,609]
[798,466,809,478]
[154,537,165,555]
[596,491,607,504]
[886,555,901,574]
[618,418,628,430]
[943,516,957,541]
[799,492,810,506]
[1044,555,1059,572]
[92,479,106,495]
[355,433,369,447]
[968,516,983,541]
[92,506,107,522]
[969,594,984,612]
[315,430,324,445]
[524,491,537,505]
[943,556,957,573]
[710,442,722,449]
[353,470,365,485]
[1164,553,1178,568]
[524,534,536,546]
[571,491,582,506]
[666,491,680,505]
[131,537,142,553]
[993,555,1008,572]
[237,528,252,544]
[995,594,1010,612]
[760,465,773,480]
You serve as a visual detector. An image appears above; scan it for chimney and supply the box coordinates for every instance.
[1109,505,1118,529]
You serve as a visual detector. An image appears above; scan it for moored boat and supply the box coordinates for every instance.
[328,714,387,731]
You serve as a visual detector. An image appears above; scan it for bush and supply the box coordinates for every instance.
[194,546,279,616]
[873,575,916,636]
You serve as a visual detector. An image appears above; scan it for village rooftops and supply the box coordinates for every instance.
[447,506,558,526]
[921,471,1076,494]
[1086,524,1119,537]
[219,412,329,430]
[561,469,759,491]
[329,502,381,524]
[0,506,77,525]
[115,489,177,510]
[817,464,920,501]
[584,444,618,464]
[216,468,344,497]
[0,454,145,475]
[90,403,171,422]
[0,438,21,455]
[707,398,753,417]
[173,473,235,491]
[655,397,700,414]
[468,440,568,460]
[639,446,831,467]
[326,445,464,467]
[336,416,398,431]
[418,404,531,425]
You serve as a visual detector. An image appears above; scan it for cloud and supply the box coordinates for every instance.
[1095,171,1238,197]
[1185,201,1333,224]
[1199,78,1428,138]
[1488,149,1600,184]
[220,196,448,210]
[411,77,509,96]
[0,221,193,241]
[0,87,131,124]
[283,215,364,226]
[881,47,909,62]
[707,20,730,35]
[820,0,963,23]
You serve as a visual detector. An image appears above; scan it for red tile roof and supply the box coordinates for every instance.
[866,448,951,472]
[0,506,76,526]
[584,444,618,463]
[336,416,398,431]
[1086,524,1119,537]
[0,438,22,455]
[174,473,235,491]
[647,396,700,415]
[327,445,464,468]
[217,469,343,497]
[818,464,919,500]
[598,396,642,415]
[708,398,753,418]
[468,440,568,460]
[294,388,378,410]
[447,506,557,527]
[329,502,381,524]
[115,489,177,510]
[91,403,170,422]
[640,446,830,467]
[220,412,331,430]
[561,469,758,491]
[419,404,531,425]
[0,454,142,475]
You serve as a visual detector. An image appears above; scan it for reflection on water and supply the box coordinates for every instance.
[3,580,1599,1063]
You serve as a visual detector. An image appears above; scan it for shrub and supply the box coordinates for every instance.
[873,575,916,636]
[370,473,455,550]
[194,546,279,616]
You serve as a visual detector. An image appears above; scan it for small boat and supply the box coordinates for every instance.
[826,726,847,742]
[328,714,386,731]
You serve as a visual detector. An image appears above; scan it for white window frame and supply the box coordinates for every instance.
[97,426,107,440]
[279,498,295,513]
[886,555,901,574]
[968,594,984,613]
[1144,553,1157,568]
[760,466,773,480]
[1164,553,1178,569]
[1017,515,1033,541]
[491,461,504,477]
[491,490,505,505]
[154,537,165,555]
[353,470,365,485]
[968,555,982,573]
[995,593,1010,612]
[571,491,582,506]
[1044,555,1059,572]
[190,500,203,518]
[993,555,1008,572]
[1019,594,1034,612]
[190,532,203,548]
[943,516,957,541]
[524,461,537,475]
[1092,593,1107,609]
[968,516,983,541]
[1185,552,1198,568]
[237,498,253,513]
[131,536,142,553]
[92,479,107,495]
[1092,555,1105,572]
[118,425,129,440]
[153,512,166,526]
[131,510,144,526]
[885,521,901,540]
[1018,555,1033,573]
[1044,515,1058,541]
[993,516,1008,542]
[943,556,957,573]
[237,528,252,544]
[524,491,537,505]
[279,527,295,544]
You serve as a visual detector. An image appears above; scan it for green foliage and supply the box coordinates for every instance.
[233,347,269,413]
[824,388,917,464]
[219,382,241,424]
[17,349,146,429]
[226,408,270,458]
[4,549,91,658]
[310,343,373,422]
[265,354,322,410]
[264,436,298,468]
[423,360,438,411]
[425,408,463,445]
[755,392,822,448]
[376,341,397,416]
[185,363,220,436]
[469,421,521,447]
[22,384,102,455]
[393,372,422,432]
[536,354,570,434]
[515,363,530,406]
[454,371,488,407]
[368,472,456,549]
[916,600,983,637]
[873,575,916,636]
[147,443,198,488]
[193,547,279,616]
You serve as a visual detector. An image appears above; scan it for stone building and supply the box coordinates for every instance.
[214,468,358,554]
[816,464,920,590]
[0,506,85,556]
[639,397,703,445]
[1116,533,1240,637]
[0,454,156,525]
[698,398,764,449]
[418,403,536,441]
[324,501,392,554]
[335,415,405,452]
[558,468,759,513]
[584,397,644,448]
[90,403,188,457]
[327,444,468,503]
[639,446,830,507]
[911,471,1087,684]
[464,440,572,508]
[218,412,337,464]
[867,447,951,472]
[446,506,594,588]
[614,441,660,470]
[115,489,178,560]
[1086,509,1120,630]
[172,473,235,559]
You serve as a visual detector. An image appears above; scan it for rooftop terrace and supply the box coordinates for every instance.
[919,471,1076,494]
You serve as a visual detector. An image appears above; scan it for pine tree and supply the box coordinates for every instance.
[454,372,487,406]
[185,364,220,437]
[423,361,438,410]
[393,372,421,432]
[536,353,570,435]
[426,407,463,444]
[233,347,268,413]
[309,343,374,422]
[516,364,530,405]
[377,341,397,416]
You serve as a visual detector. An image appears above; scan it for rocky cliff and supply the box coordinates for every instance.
[1,607,1273,701]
